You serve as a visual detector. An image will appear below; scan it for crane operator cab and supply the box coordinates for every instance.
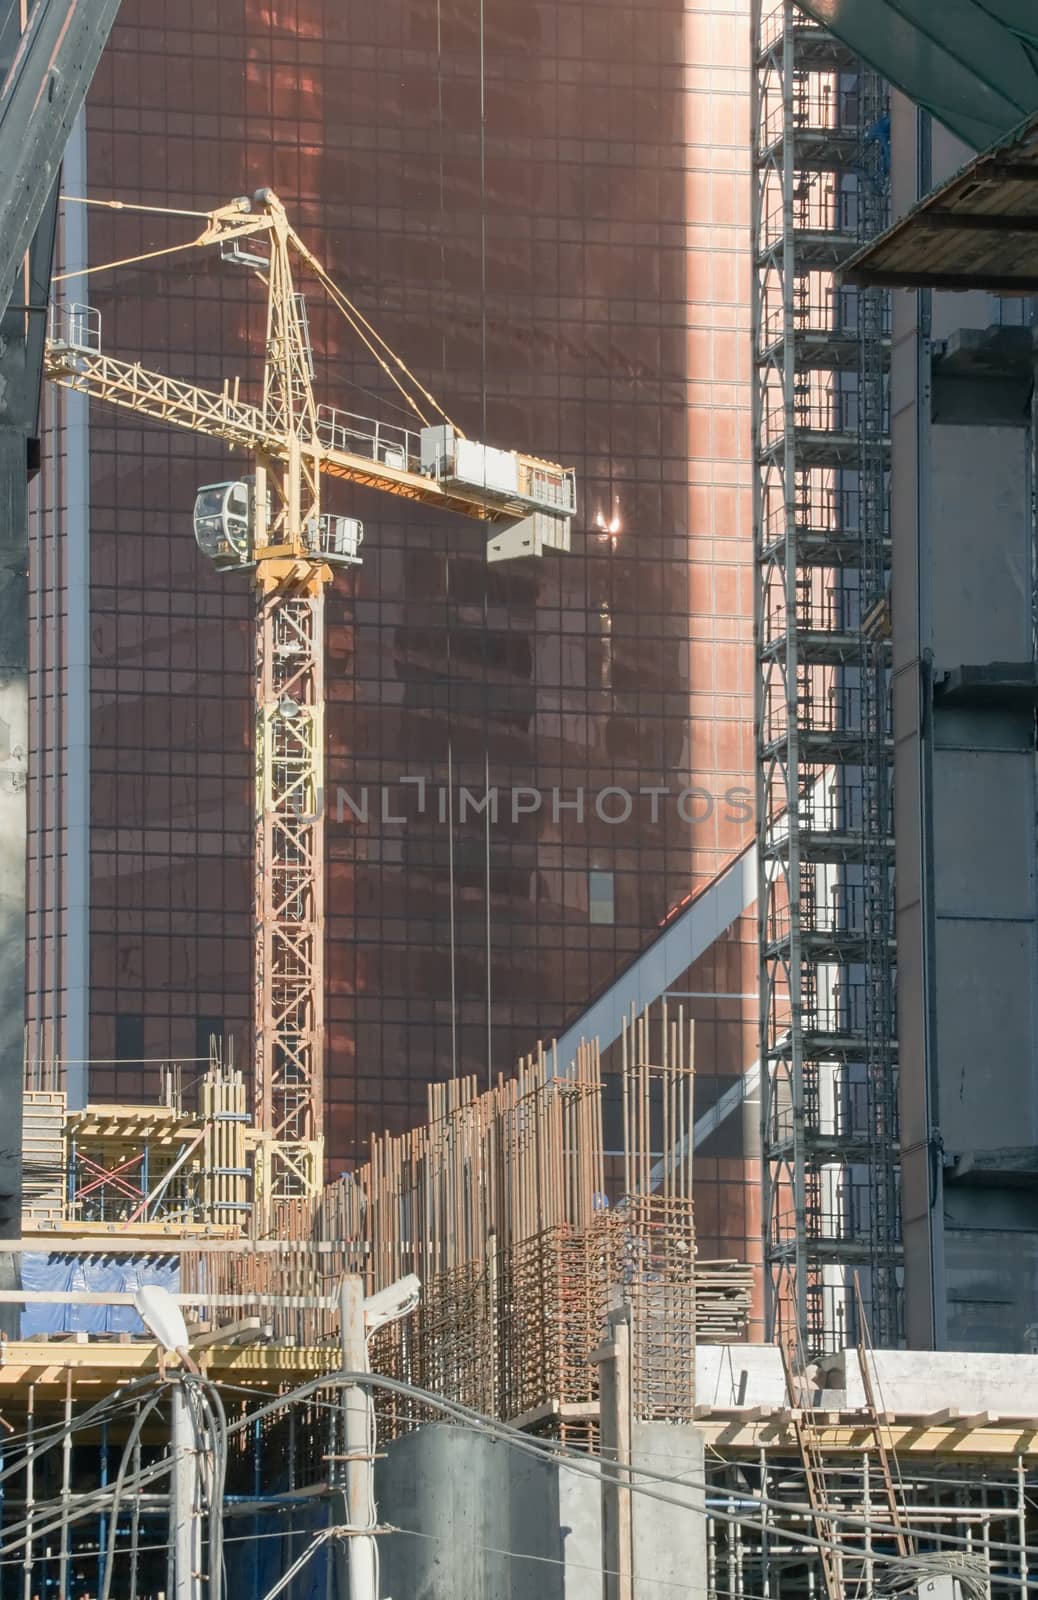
[193,481,251,569]
[193,480,363,571]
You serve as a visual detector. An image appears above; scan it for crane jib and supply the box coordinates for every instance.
[43,340,574,534]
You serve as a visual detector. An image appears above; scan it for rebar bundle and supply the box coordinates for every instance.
[304,1005,749,1433]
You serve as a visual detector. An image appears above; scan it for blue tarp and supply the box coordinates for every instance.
[20,1253,180,1337]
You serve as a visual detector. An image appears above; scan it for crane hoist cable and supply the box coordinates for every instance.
[289,228,463,435]
[53,196,460,435]
[59,195,212,219]
[52,231,210,282]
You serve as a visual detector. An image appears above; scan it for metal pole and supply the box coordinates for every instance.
[1017,1456,1029,1600]
[129,1402,142,1600]
[22,1382,33,1600]
[339,1277,377,1600]
[58,1371,71,1600]
[171,1379,202,1600]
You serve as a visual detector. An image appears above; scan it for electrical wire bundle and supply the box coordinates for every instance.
[0,1362,1026,1600]
[97,1371,228,1600]
[876,1553,991,1600]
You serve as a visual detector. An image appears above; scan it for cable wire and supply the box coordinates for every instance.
[392,1520,774,1594]
[209,1379,1038,1502]
[290,226,461,433]
[206,1370,1038,1570]
[59,196,211,219]
[257,1526,337,1600]
[99,1385,167,1600]
[3,1366,1033,1581]
[52,232,210,283]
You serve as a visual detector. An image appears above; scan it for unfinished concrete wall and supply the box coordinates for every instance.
[889,96,933,1345]
[0,71,59,1321]
[831,1347,1038,1413]
[630,1423,706,1600]
[375,1422,706,1600]
[695,1344,784,1409]
[890,99,1038,1351]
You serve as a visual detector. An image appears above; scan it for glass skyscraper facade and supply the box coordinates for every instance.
[27,0,759,1299]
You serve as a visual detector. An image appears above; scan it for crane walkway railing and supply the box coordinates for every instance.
[316,403,421,474]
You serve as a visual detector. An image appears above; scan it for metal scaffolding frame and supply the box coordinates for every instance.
[21,1063,252,1234]
[753,0,900,1353]
[4,1367,1036,1600]
[706,1451,1038,1600]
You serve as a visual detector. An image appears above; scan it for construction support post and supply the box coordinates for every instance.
[0,8,61,1333]
[170,1380,202,1600]
[592,1304,634,1600]
[340,1276,377,1600]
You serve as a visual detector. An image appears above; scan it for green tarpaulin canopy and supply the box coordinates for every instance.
[792,0,1038,149]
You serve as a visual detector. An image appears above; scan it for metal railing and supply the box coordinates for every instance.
[48,300,101,354]
[760,175,860,251]
[760,75,861,150]
[315,403,421,473]
[759,0,826,52]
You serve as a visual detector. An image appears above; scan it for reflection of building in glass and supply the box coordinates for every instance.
[27,0,758,1308]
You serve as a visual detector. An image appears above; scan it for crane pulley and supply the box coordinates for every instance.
[43,189,577,1213]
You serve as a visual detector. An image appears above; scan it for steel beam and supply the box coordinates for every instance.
[0,0,122,326]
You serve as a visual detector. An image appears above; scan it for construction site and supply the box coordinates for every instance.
[0,0,1035,1596]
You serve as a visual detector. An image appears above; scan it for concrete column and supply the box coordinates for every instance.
[340,1275,377,1600]
[631,1423,705,1600]
[171,1380,202,1600]
[375,1419,708,1600]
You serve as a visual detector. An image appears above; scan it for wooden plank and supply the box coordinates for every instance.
[0,1289,336,1309]
[191,1317,264,1349]
[23,1223,241,1243]
[695,1415,1038,1458]
[0,1340,341,1384]
[10,1235,363,1254]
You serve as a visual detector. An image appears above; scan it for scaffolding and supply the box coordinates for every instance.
[22,1063,250,1235]
[753,1,899,1353]
[3,1346,1037,1600]
[706,1449,1038,1600]
[8,1025,1038,1598]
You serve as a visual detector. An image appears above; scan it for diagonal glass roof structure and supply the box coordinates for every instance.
[792,0,1038,150]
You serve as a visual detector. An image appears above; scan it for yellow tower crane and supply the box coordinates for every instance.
[44,189,576,1212]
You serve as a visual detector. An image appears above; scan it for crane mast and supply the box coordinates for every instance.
[44,189,577,1215]
[251,198,329,1208]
